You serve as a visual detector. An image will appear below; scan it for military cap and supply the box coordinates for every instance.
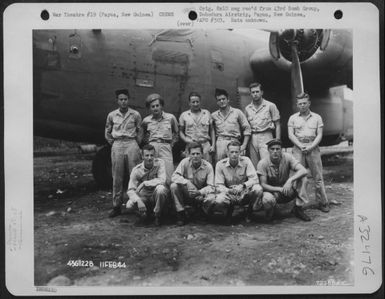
[296,92,310,100]
[266,138,282,148]
[146,93,162,105]
[115,88,129,97]
[215,88,228,98]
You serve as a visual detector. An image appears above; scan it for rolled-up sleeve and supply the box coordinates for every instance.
[270,103,280,121]
[105,113,114,145]
[200,164,215,195]
[171,159,189,185]
[244,158,259,188]
[215,162,229,193]
[238,110,251,136]
[127,168,140,198]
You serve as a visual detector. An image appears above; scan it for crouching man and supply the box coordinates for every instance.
[211,141,263,224]
[256,138,311,221]
[126,144,169,226]
[171,142,215,226]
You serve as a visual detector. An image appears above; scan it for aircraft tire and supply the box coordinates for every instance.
[92,145,112,189]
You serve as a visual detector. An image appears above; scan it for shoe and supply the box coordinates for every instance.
[330,199,342,206]
[108,207,121,218]
[292,206,311,221]
[154,216,161,226]
[225,205,234,226]
[318,203,330,213]
[176,211,185,226]
[265,208,274,221]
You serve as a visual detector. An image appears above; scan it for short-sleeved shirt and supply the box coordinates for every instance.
[142,112,178,142]
[215,156,258,190]
[257,153,300,187]
[287,111,323,139]
[211,107,251,139]
[172,157,214,195]
[105,108,142,144]
[179,109,212,142]
[127,158,166,196]
[245,99,280,133]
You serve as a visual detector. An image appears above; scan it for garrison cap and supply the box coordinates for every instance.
[266,138,282,148]
[115,88,129,97]
[146,93,162,105]
[215,88,228,98]
[296,92,310,100]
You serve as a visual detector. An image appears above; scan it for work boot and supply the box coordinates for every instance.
[330,199,342,206]
[265,207,274,221]
[154,214,161,226]
[225,205,234,226]
[292,206,311,221]
[176,211,186,226]
[318,203,330,213]
[108,207,121,218]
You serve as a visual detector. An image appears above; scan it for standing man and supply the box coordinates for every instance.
[257,139,311,221]
[105,89,142,218]
[211,141,263,224]
[179,92,215,163]
[288,92,338,213]
[126,144,169,226]
[211,88,251,162]
[142,93,179,185]
[245,82,281,169]
[170,142,215,226]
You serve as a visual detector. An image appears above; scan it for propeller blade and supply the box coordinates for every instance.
[290,41,304,108]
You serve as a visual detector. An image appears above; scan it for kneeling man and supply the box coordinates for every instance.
[257,139,311,221]
[171,142,215,226]
[126,144,169,226]
[213,141,263,224]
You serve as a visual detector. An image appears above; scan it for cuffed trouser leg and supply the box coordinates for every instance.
[293,176,309,207]
[111,140,141,208]
[150,142,174,186]
[170,181,198,212]
[138,185,169,216]
[249,131,273,169]
[293,145,328,205]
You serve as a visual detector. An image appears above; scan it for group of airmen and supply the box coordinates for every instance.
[105,83,340,226]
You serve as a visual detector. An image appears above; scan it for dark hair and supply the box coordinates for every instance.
[215,88,228,98]
[146,97,164,108]
[227,140,241,149]
[249,82,262,90]
[115,89,129,97]
[142,144,155,152]
[296,92,310,101]
[187,142,203,153]
[188,92,201,101]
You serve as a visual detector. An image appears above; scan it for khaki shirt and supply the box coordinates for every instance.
[105,108,142,144]
[288,111,323,139]
[179,109,212,142]
[215,156,258,192]
[245,99,280,133]
[142,112,179,143]
[127,158,166,198]
[257,153,300,187]
[211,107,251,139]
[172,157,214,195]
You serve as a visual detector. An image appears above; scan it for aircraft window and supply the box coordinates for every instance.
[210,50,224,72]
[68,32,82,59]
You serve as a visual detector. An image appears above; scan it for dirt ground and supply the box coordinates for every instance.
[34,142,354,287]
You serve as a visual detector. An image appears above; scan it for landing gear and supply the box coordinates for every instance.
[92,145,112,189]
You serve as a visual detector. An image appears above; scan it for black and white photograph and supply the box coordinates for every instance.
[3,2,382,296]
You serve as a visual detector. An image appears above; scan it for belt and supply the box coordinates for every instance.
[217,136,239,141]
[252,130,273,134]
[297,137,315,143]
[192,139,210,144]
[114,137,136,142]
[151,139,172,144]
